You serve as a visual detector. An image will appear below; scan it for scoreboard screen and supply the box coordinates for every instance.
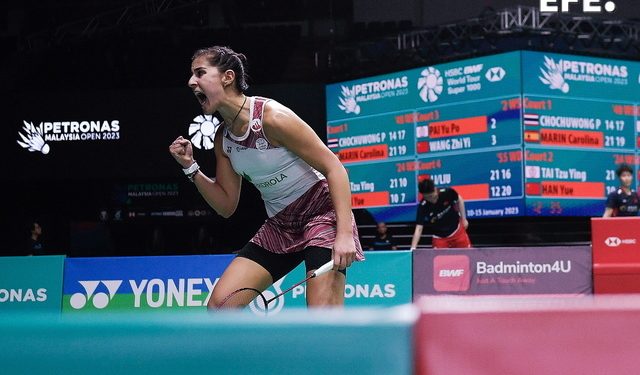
[522,51,640,216]
[326,51,640,222]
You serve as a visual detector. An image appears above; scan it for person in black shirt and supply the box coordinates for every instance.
[603,164,639,217]
[369,222,397,250]
[410,179,471,249]
[27,222,45,256]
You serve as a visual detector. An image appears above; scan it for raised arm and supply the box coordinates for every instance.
[169,126,242,218]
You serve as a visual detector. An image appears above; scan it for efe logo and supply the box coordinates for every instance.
[540,0,616,13]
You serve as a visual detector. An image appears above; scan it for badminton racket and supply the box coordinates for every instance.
[217,260,335,314]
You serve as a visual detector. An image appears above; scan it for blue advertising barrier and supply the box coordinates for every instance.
[63,255,235,312]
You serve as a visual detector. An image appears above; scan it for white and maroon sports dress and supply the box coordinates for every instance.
[222,96,364,260]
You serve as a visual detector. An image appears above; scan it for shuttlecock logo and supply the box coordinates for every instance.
[69,280,122,309]
[189,114,220,150]
[17,121,50,154]
[418,67,443,103]
[539,56,569,93]
[338,85,361,115]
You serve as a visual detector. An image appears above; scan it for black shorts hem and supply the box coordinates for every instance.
[236,242,345,282]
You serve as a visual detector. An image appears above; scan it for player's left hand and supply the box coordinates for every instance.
[333,234,356,270]
[462,218,469,229]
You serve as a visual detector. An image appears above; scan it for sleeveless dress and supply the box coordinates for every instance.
[222,96,364,260]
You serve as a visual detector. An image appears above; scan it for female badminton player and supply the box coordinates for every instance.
[169,46,363,309]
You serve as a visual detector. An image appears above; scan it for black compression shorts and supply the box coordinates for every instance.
[236,242,346,282]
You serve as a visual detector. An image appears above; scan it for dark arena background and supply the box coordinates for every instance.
[2,1,640,374]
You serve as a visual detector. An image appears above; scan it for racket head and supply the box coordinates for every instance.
[217,287,269,314]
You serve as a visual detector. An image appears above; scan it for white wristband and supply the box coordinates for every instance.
[182,161,199,175]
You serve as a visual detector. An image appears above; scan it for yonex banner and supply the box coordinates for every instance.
[63,252,411,315]
[413,246,592,296]
[0,255,65,311]
[256,251,413,315]
[62,255,234,312]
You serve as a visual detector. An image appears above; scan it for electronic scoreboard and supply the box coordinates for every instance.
[326,51,640,222]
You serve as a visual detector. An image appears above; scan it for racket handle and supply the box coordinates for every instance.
[312,260,335,278]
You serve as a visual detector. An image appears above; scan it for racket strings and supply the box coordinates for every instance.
[217,288,266,310]
[215,261,333,313]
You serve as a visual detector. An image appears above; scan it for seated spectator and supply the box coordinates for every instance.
[369,222,397,250]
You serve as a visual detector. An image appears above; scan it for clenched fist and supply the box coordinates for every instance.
[169,136,195,168]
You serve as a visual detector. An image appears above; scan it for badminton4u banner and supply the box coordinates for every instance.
[413,246,592,297]
[62,255,234,312]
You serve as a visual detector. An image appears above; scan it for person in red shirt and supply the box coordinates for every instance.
[410,179,471,249]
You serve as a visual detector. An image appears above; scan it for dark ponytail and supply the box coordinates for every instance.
[192,46,249,93]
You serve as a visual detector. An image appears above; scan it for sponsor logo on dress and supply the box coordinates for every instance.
[255,137,268,151]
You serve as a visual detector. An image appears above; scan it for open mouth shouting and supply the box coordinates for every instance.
[194,91,208,106]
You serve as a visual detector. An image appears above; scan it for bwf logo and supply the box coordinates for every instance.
[540,0,616,13]
[439,269,465,277]
[70,280,122,309]
[433,255,471,292]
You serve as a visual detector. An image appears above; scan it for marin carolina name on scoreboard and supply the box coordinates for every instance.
[522,97,635,150]
[521,51,640,216]
[327,50,640,218]
[327,51,523,216]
